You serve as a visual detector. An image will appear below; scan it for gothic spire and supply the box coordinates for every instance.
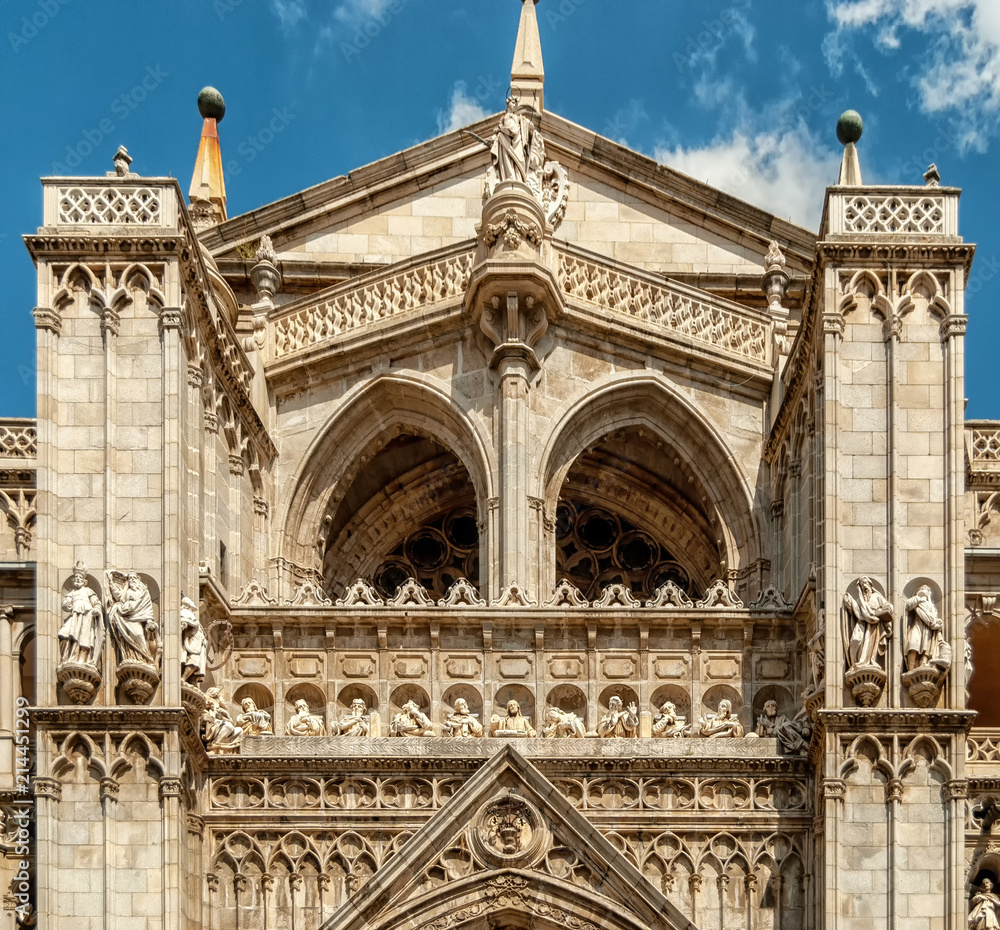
[189,86,228,231]
[511,0,544,113]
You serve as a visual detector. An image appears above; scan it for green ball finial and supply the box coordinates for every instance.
[837,109,863,146]
[197,86,226,122]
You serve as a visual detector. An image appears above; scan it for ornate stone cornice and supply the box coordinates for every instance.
[815,241,976,276]
[24,234,184,258]
[31,707,187,727]
[817,709,975,732]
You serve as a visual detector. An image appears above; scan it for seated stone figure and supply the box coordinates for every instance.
[699,698,744,738]
[443,698,484,737]
[237,697,273,736]
[336,698,371,737]
[597,695,639,738]
[490,699,537,737]
[202,688,244,751]
[754,700,810,754]
[542,706,585,738]
[390,700,434,737]
[652,701,689,738]
[285,698,325,736]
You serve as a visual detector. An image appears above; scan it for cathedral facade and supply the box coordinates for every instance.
[3,3,1000,928]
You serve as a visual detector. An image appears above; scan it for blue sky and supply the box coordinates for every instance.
[2,0,999,417]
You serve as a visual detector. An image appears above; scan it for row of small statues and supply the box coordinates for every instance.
[202,692,809,754]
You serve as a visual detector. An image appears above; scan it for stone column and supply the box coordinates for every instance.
[496,341,532,592]
[0,605,12,788]
[160,309,184,707]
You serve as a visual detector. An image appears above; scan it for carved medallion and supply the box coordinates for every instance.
[470,794,546,868]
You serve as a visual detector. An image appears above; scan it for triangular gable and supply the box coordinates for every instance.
[202,111,815,278]
[321,745,698,930]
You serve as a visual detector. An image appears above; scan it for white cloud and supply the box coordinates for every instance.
[436,83,489,135]
[334,0,396,24]
[826,0,1000,150]
[270,0,307,30]
[655,123,842,230]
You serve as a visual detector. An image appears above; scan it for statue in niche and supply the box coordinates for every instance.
[699,699,744,738]
[106,571,159,665]
[491,699,537,737]
[754,700,809,754]
[58,561,104,666]
[843,576,893,671]
[905,585,950,672]
[336,697,374,737]
[443,698,484,737]
[202,688,244,751]
[285,699,325,736]
[389,700,434,737]
[237,697,273,736]
[807,627,825,693]
[970,877,1000,930]
[542,706,585,738]
[179,596,207,686]
[652,701,689,738]
[597,695,639,738]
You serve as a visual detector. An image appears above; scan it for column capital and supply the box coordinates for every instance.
[32,307,62,335]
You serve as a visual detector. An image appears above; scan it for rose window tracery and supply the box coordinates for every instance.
[555,499,697,601]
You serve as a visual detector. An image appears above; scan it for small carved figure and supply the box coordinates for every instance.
[754,700,808,754]
[597,695,639,738]
[542,706,586,738]
[285,699,325,736]
[106,571,159,665]
[699,699,744,738]
[843,576,893,671]
[905,585,947,672]
[443,698,484,737]
[236,697,273,736]
[652,701,689,738]
[970,877,1000,930]
[58,562,104,666]
[807,626,825,692]
[337,697,371,737]
[491,699,537,737]
[389,700,434,737]
[489,96,538,187]
[202,688,243,750]
[179,596,207,685]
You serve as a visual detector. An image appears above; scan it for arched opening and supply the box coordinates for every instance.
[555,426,724,601]
[321,433,479,600]
[539,375,762,602]
[969,620,1000,726]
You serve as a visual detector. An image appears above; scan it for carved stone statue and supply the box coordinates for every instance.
[807,626,825,693]
[843,576,893,671]
[285,698,325,736]
[754,700,808,754]
[237,697,273,736]
[489,96,539,188]
[443,698,484,738]
[970,877,1000,930]
[337,698,372,737]
[490,699,537,738]
[542,706,585,738]
[597,695,639,738]
[180,596,207,685]
[699,699,744,738]
[106,571,159,665]
[202,688,243,751]
[905,585,947,671]
[652,701,689,738]
[389,700,434,737]
[58,562,103,666]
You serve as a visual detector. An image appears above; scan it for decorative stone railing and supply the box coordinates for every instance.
[965,421,1000,486]
[271,247,475,360]
[554,245,771,365]
[0,420,37,460]
[824,187,959,237]
[43,179,179,229]
[968,728,1000,765]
